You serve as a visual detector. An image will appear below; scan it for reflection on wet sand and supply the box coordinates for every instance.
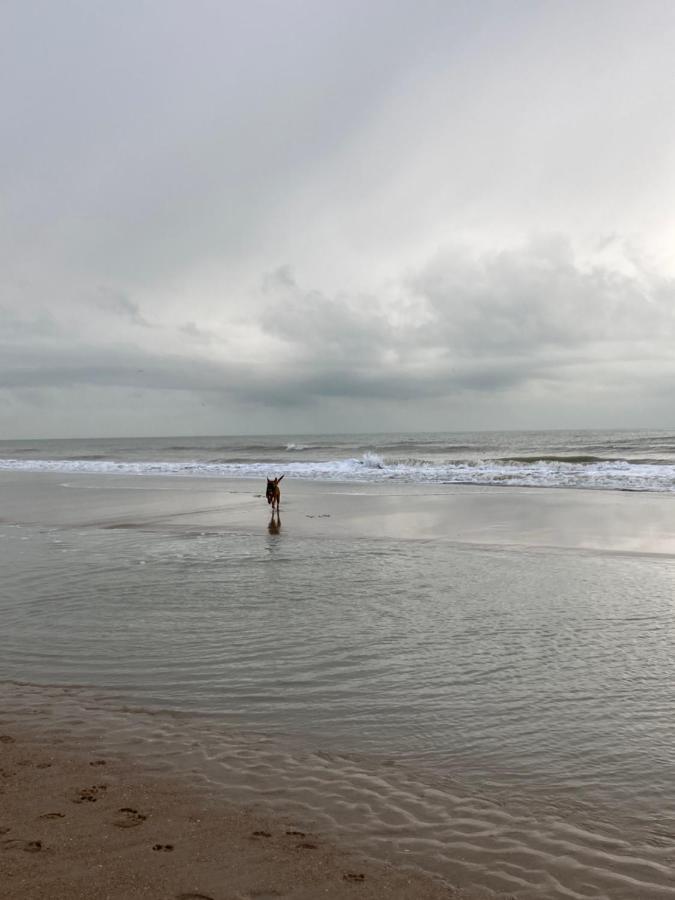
[268,511,281,535]
[3,472,675,556]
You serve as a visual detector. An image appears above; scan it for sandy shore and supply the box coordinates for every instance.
[0,726,460,900]
[4,471,675,898]
[2,469,675,554]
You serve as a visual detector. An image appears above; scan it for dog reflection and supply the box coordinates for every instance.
[268,511,281,535]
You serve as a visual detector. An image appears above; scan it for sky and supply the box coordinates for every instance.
[2,0,675,438]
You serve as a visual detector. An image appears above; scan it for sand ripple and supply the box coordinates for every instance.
[2,683,674,900]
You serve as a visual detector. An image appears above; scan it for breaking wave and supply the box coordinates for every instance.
[2,453,675,492]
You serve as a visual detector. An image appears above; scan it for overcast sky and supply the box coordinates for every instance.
[2,0,675,438]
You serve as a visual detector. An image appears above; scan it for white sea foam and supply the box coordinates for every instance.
[360,451,385,468]
[1,453,675,491]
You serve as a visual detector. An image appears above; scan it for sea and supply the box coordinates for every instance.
[1,427,675,491]
[2,429,675,898]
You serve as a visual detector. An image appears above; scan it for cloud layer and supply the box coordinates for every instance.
[2,1,675,436]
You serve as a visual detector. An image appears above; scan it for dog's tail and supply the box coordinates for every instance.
[278,474,284,483]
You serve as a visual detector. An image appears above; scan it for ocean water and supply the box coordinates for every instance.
[2,431,675,898]
[2,428,675,491]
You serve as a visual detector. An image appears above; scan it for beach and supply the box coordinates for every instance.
[3,468,675,552]
[3,464,675,898]
[0,724,459,900]
[6,0,675,882]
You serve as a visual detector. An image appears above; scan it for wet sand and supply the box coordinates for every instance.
[0,472,470,898]
[3,471,675,898]
[2,469,675,555]
[0,727,459,900]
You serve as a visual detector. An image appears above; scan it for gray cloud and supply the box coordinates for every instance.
[2,233,674,438]
[2,1,675,436]
[1,307,60,339]
[406,237,675,356]
[256,239,675,403]
[95,287,151,327]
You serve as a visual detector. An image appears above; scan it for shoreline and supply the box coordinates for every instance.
[2,469,675,555]
[0,721,460,900]
[3,678,675,900]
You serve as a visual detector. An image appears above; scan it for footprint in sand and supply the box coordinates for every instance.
[0,735,15,744]
[113,807,147,828]
[89,759,107,767]
[284,831,317,850]
[251,830,271,838]
[36,762,52,769]
[2,839,43,853]
[0,828,10,835]
[152,843,174,851]
[175,894,215,900]
[39,812,65,820]
[343,873,366,882]
[73,784,107,803]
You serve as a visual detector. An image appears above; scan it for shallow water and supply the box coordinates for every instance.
[3,493,675,897]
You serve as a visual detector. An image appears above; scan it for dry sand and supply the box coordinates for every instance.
[0,727,460,900]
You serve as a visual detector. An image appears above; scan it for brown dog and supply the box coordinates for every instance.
[266,475,284,512]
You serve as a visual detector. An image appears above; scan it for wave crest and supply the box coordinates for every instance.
[1,455,674,492]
